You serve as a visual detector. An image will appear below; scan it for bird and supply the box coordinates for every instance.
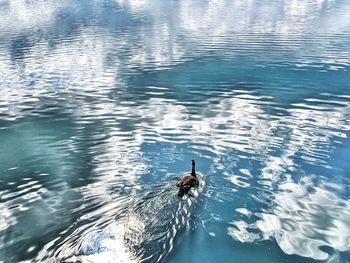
[176,160,199,197]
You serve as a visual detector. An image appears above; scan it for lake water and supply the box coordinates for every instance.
[0,0,350,262]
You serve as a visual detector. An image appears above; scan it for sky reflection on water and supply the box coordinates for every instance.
[0,0,350,262]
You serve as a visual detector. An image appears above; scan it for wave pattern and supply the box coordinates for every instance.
[33,176,204,262]
[0,0,350,262]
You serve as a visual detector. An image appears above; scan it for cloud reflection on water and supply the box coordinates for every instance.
[227,94,350,260]
[230,177,350,261]
[0,0,350,262]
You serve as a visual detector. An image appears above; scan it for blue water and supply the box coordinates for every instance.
[1,0,350,262]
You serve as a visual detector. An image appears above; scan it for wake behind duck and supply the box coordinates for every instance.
[34,161,204,263]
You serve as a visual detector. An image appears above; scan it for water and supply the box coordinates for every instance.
[0,0,350,262]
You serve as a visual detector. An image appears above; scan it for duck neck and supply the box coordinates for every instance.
[191,163,196,177]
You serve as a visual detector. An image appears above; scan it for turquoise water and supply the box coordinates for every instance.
[1,0,350,262]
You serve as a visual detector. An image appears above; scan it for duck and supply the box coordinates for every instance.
[176,160,199,197]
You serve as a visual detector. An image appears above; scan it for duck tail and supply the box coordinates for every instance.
[177,188,185,197]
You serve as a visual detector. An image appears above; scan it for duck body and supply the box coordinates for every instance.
[176,160,199,197]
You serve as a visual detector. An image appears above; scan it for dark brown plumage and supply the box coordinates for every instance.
[176,160,199,197]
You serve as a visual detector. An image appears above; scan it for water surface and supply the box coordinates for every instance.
[0,0,350,262]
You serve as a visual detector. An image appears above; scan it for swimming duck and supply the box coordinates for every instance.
[176,160,199,197]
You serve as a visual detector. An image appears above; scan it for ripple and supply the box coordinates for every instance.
[34,174,205,262]
[1,0,350,262]
[229,178,350,260]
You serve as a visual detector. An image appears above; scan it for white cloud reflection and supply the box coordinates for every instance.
[231,178,350,261]
[0,0,350,262]
[0,0,57,33]
[227,96,350,260]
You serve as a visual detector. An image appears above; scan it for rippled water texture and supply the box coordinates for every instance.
[1,0,350,262]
